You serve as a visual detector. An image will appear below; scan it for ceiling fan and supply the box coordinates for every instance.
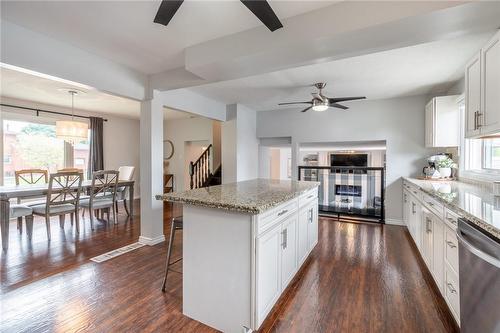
[154,0,283,32]
[278,83,366,112]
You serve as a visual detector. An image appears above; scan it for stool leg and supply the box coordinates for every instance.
[161,219,177,292]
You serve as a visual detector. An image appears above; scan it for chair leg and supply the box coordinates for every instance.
[70,213,74,226]
[123,199,130,216]
[82,207,85,218]
[75,210,80,234]
[45,215,51,241]
[25,215,34,240]
[17,217,23,233]
[113,205,117,225]
[115,201,119,213]
[161,220,177,292]
[90,209,95,231]
[59,214,65,228]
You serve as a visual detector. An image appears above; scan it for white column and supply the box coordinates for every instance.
[139,91,165,245]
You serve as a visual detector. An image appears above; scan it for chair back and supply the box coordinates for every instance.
[15,169,48,185]
[118,166,135,181]
[46,172,83,211]
[90,170,119,205]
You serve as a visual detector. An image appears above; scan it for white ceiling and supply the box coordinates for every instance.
[0,67,191,120]
[0,0,337,74]
[189,32,494,111]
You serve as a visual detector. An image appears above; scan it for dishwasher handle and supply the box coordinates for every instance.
[457,230,500,268]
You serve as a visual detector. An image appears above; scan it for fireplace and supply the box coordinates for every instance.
[335,184,362,197]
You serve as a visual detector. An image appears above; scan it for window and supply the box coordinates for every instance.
[2,119,89,185]
[483,138,500,170]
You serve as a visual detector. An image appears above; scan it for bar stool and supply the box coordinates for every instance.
[161,216,183,292]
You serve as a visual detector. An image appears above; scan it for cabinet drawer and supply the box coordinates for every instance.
[298,188,318,208]
[444,209,459,230]
[258,199,298,235]
[444,263,460,323]
[422,194,444,219]
[444,226,459,274]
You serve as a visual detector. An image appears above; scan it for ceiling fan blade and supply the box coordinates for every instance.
[240,0,283,32]
[278,101,313,106]
[301,106,312,113]
[328,96,366,103]
[154,0,184,26]
[331,103,349,110]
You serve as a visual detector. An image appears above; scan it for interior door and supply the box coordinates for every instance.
[281,215,298,289]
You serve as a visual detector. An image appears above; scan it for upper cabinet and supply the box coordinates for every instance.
[465,30,500,138]
[425,95,460,147]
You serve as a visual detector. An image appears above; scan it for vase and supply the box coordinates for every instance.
[439,167,452,178]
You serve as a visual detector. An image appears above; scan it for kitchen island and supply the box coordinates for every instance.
[157,179,319,332]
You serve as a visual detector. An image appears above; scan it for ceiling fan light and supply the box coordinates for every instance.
[312,104,329,112]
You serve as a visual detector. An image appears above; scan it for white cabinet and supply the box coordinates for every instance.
[280,214,298,289]
[481,31,500,136]
[465,30,500,138]
[307,203,318,251]
[408,195,422,250]
[422,208,433,269]
[298,205,310,265]
[431,214,445,294]
[254,189,318,329]
[256,222,282,325]
[425,96,460,147]
[465,52,482,138]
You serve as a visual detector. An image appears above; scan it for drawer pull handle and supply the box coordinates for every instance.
[427,202,434,207]
[277,209,288,217]
[307,195,314,199]
[447,283,457,294]
[446,241,457,249]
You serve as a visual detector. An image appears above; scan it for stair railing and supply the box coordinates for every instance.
[189,144,212,189]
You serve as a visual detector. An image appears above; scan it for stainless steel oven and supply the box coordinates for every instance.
[457,218,500,333]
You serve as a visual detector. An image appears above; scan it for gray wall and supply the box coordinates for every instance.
[257,94,433,223]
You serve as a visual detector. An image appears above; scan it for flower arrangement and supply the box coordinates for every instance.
[435,158,456,169]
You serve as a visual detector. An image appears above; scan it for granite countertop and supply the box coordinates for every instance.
[156,179,319,214]
[404,177,499,239]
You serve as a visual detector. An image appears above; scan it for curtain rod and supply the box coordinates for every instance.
[0,103,108,122]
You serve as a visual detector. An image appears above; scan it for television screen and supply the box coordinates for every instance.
[330,154,368,167]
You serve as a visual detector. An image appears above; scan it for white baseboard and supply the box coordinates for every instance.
[138,235,165,246]
[385,218,405,226]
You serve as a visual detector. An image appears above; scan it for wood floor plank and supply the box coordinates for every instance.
[1,208,458,333]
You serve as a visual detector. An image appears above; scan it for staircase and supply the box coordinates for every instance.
[189,144,222,189]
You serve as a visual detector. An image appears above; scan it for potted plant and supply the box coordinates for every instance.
[436,158,455,178]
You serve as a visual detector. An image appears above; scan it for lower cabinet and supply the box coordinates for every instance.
[402,180,460,325]
[281,214,298,289]
[256,222,282,325]
[255,193,319,328]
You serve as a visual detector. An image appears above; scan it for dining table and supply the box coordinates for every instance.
[0,179,134,250]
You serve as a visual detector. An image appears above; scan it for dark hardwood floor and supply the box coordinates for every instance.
[1,204,458,333]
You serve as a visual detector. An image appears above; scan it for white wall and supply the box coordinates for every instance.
[0,97,140,196]
[164,117,214,191]
[257,95,433,223]
[221,104,259,183]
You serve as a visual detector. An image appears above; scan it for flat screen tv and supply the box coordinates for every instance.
[330,154,368,168]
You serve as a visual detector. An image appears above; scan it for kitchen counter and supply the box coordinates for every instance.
[155,178,319,332]
[157,178,319,214]
[404,177,499,239]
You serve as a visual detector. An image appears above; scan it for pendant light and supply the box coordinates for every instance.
[56,90,88,144]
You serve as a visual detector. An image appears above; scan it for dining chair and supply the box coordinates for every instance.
[10,205,34,239]
[80,170,119,230]
[115,166,135,216]
[31,172,83,240]
[57,168,84,173]
[14,168,49,233]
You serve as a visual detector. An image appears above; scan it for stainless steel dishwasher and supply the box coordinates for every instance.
[457,218,500,333]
